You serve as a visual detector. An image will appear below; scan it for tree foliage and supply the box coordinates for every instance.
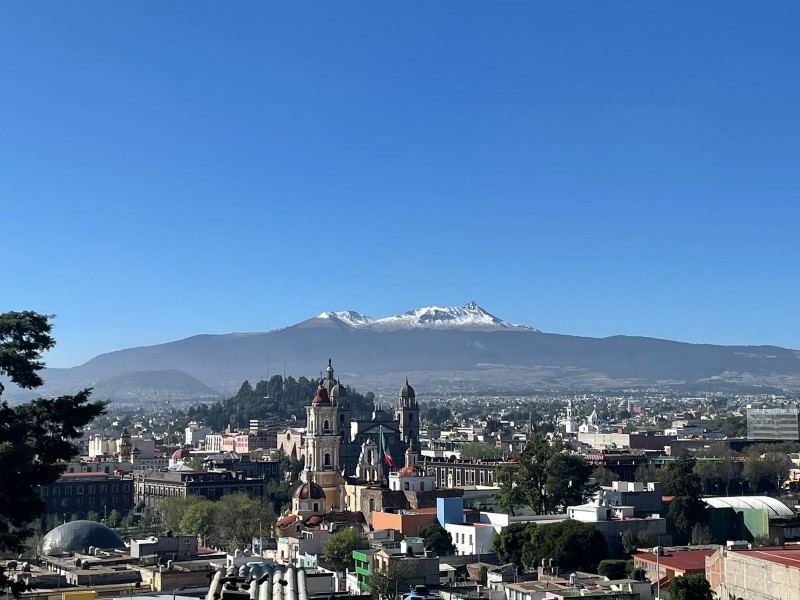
[493,522,533,566]
[494,434,596,515]
[419,522,455,556]
[179,498,217,543]
[663,452,706,536]
[494,520,607,572]
[743,449,791,493]
[365,559,417,600]
[187,376,374,430]
[460,442,504,461]
[0,312,107,596]
[597,559,628,580]
[667,574,713,600]
[322,526,368,572]
[591,466,619,487]
[520,520,608,573]
[213,493,274,550]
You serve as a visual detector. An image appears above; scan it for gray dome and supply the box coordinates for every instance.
[400,378,415,398]
[43,520,124,555]
[330,381,347,398]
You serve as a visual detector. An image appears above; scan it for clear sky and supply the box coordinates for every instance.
[3,2,799,368]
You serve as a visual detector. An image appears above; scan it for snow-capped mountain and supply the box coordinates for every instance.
[316,302,537,332]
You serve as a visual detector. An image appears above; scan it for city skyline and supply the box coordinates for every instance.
[3,2,799,367]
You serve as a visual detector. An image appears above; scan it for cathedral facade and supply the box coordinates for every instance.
[298,360,421,511]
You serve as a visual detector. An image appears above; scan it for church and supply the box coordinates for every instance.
[292,359,423,516]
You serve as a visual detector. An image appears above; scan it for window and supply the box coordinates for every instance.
[77,486,84,494]
[313,503,319,512]
[88,485,95,494]
[324,453,331,467]
[41,488,48,496]
[404,482,410,491]
[419,482,425,492]
[111,484,119,493]
[323,420,330,431]
[100,485,107,493]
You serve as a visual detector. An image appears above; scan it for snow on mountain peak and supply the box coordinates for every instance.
[317,310,376,327]
[316,303,536,332]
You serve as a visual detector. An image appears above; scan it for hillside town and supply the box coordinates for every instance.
[7,357,800,600]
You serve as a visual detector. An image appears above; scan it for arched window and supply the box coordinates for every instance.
[324,453,331,467]
[409,413,414,423]
[368,450,375,464]
[369,498,375,512]
[323,419,330,431]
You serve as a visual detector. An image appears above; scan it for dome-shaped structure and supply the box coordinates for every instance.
[312,384,331,405]
[171,448,191,460]
[42,520,124,555]
[292,481,325,500]
[400,378,415,399]
[330,379,348,398]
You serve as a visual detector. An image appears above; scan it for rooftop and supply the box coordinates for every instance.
[633,548,717,572]
[733,546,800,569]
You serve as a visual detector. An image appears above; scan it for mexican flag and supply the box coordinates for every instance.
[382,431,395,468]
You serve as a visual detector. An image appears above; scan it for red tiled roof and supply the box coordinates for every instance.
[633,549,715,573]
[734,547,800,569]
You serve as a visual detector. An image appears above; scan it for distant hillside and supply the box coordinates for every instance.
[90,369,221,402]
[8,302,800,400]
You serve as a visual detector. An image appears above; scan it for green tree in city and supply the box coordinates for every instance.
[179,498,217,546]
[520,520,608,573]
[663,452,706,536]
[159,496,199,533]
[365,560,417,600]
[494,434,595,516]
[322,526,368,572]
[0,311,107,596]
[597,559,628,580]
[419,522,455,556]
[591,466,619,486]
[213,493,274,551]
[493,522,535,566]
[667,574,712,600]
[460,443,504,461]
[634,462,663,484]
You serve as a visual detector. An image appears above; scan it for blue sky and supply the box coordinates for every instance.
[2,2,799,367]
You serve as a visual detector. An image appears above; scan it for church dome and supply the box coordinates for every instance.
[42,521,124,555]
[400,379,415,398]
[330,380,348,398]
[293,481,325,500]
[312,384,331,405]
[172,448,191,460]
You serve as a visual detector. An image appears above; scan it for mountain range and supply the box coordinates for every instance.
[7,302,800,402]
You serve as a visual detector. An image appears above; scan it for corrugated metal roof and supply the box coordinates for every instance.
[705,495,795,519]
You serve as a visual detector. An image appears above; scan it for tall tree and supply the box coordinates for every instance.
[179,499,217,546]
[213,493,273,551]
[494,434,595,516]
[365,560,417,600]
[663,452,706,536]
[419,523,455,556]
[668,574,713,600]
[0,311,107,596]
[520,520,608,573]
[322,527,368,572]
[493,522,535,566]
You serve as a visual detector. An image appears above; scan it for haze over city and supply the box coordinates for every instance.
[3,2,799,368]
